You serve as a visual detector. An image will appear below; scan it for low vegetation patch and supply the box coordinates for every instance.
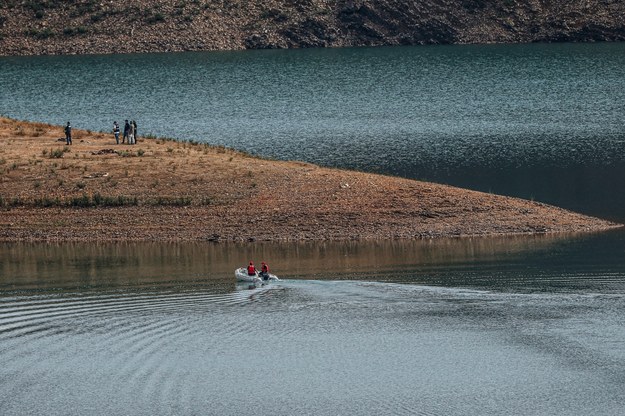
[4,193,140,208]
[0,193,201,209]
[63,26,88,36]
[25,28,54,39]
[44,147,69,158]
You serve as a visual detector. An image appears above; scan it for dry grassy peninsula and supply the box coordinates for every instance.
[0,117,619,242]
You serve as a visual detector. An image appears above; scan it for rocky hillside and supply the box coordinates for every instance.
[0,0,624,55]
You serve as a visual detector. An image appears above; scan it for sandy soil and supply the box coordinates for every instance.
[0,117,619,242]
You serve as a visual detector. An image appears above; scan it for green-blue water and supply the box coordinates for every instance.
[2,43,625,415]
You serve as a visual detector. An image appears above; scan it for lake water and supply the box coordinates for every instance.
[2,234,625,415]
[2,43,625,415]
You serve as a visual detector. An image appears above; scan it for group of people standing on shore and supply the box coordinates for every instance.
[113,120,138,144]
[63,120,138,145]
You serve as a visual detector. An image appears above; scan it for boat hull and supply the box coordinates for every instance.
[235,267,261,283]
[234,267,280,283]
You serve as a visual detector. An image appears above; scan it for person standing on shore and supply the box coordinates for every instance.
[122,120,130,144]
[132,120,138,143]
[128,120,135,145]
[113,121,120,144]
[64,122,72,145]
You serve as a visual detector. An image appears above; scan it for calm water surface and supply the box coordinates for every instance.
[2,43,625,414]
[2,234,625,415]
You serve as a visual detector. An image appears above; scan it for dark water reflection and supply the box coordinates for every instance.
[3,230,625,294]
[2,234,625,415]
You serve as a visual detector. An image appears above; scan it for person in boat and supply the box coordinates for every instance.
[247,261,256,276]
[259,262,270,280]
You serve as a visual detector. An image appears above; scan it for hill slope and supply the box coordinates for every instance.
[1,0,624,56]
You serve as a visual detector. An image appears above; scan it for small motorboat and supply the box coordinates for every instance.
[234,267,280,283]
[235,267,261,283]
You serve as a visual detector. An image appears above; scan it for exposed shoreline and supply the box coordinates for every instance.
[0,117,620,242]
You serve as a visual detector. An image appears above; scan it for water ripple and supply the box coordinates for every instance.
[2,279,625,415]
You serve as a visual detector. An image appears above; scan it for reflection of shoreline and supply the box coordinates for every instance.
[0,231,614,291]
[0,117,620,243]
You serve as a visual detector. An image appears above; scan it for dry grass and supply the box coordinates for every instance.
[0,117,620,242]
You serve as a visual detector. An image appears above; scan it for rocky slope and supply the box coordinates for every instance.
[0,0,623,56]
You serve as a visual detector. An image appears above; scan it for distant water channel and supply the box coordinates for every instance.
[2,43,625,415]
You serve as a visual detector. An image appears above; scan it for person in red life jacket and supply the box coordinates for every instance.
[247,261,256,276]
[260,262,270,280]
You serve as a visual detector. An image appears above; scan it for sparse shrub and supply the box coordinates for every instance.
[151,196,192,206]
[63,26,88,36]
[137,149,145,157]
[70,194,91,207]
[49,148,64,158]
[106,195,135,206]
[90,12,106,23]
[32,127,46,137]
[93,193,138,207]
[261,8,288,22]
[146,12,165,24]
[26,28,54,39]
[33,197,60,207]
[93,192,103,206]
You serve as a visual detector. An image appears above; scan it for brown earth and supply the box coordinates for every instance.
[0,0,624,56]
[0,117,619,242]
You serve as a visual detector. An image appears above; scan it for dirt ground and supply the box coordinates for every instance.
[0,117,619,242]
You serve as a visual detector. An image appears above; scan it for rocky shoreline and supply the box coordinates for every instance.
[0,0,624,56]
[0,117,619,242]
